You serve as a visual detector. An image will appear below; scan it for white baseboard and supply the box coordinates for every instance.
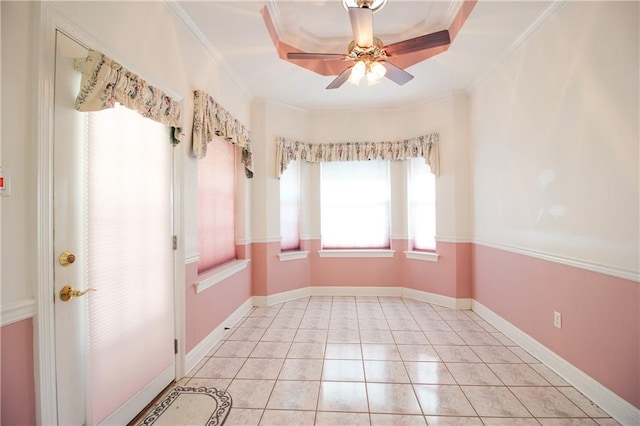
[184,298,253,374]
[402,288,471,310]
[455,298,472,310]
[183,287,639,425]
[472,300,640,426]
[253,287,311,306]
[252,286,462,310]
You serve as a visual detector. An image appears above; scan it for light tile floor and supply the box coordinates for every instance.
[179,296,619,425]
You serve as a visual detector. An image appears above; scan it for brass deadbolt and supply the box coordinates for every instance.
[59,251,76,266]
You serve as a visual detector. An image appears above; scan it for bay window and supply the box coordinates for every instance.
[280,160,301,251]
[409,157,436,251]
[321,159,391,249]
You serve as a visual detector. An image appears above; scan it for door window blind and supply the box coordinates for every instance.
[86,104,174,424]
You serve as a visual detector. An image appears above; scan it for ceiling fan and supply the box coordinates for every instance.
[287,0,451,89]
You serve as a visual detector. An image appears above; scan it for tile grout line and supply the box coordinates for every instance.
[193,296,618,426]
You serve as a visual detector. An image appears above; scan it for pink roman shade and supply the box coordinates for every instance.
[197,136,237,273]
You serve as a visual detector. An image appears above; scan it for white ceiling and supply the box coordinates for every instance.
[176,0,553,110]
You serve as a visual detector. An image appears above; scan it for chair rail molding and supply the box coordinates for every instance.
[0,298,37,327]
[472,237,639,282]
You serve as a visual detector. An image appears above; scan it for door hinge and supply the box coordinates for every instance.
[172,235,177,250]
[174,339,178,354]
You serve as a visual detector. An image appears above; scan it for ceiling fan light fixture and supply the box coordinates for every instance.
[366,72,380,86]
[348,60,366,85]
[367,61,386,85]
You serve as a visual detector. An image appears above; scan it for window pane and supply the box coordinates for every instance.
[410,157,436,250]
[280,160,300,251]
[197,137,236,273]
[321,159,390,249]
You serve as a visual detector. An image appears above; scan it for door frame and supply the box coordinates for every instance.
[35,4,186,424]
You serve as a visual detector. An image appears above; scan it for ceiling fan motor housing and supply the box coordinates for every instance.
[287,0,450,89]
[344,0,388,12]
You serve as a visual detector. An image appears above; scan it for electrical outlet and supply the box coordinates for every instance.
[554,311,562,329]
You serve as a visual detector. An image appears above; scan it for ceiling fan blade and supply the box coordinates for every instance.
[287,52,346,61]
[381,61,414,86]
[326,66,353,90]
[384,29,451,56]
[348,7,373,47]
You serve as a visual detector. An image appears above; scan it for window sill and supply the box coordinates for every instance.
[318,249,395,258]
[404,251,439,262]
[278,251,310,261]
[194,259,249,294]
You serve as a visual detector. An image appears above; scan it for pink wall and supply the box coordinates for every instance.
[403,241,472,298]
[185,256,253,352]
[1,318,36,426]
[251,241,311,296]
[310,240,403,287]
[472,244,640,409]
[186,238,639,410]
[249,240,471,293]
[186,239,639,411]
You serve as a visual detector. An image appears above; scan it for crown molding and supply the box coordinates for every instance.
[252,97,311,114]
[469,0,567,93]
[265,0,452,55]
[164,0,252,100]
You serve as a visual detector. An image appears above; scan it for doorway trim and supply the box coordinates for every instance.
[35,4,186,424]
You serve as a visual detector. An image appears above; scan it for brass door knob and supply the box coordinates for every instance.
[60,285,96,302]
[59,252,76,266]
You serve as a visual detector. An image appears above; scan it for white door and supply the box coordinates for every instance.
[53,32,176,425]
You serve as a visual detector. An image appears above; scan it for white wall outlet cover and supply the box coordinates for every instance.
[554,311,562,329]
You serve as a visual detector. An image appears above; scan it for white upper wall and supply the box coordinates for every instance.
[470,1,639,277]
[307,94,472,241]
[1,1,37,303]
[0,1,253,304]
[250,99,310,241]
[248,93,473,242]
[46,1,253,260]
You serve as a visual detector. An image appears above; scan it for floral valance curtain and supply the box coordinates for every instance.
[192,90,254,179]
[275,133,440,178]
[74,50,182,145]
